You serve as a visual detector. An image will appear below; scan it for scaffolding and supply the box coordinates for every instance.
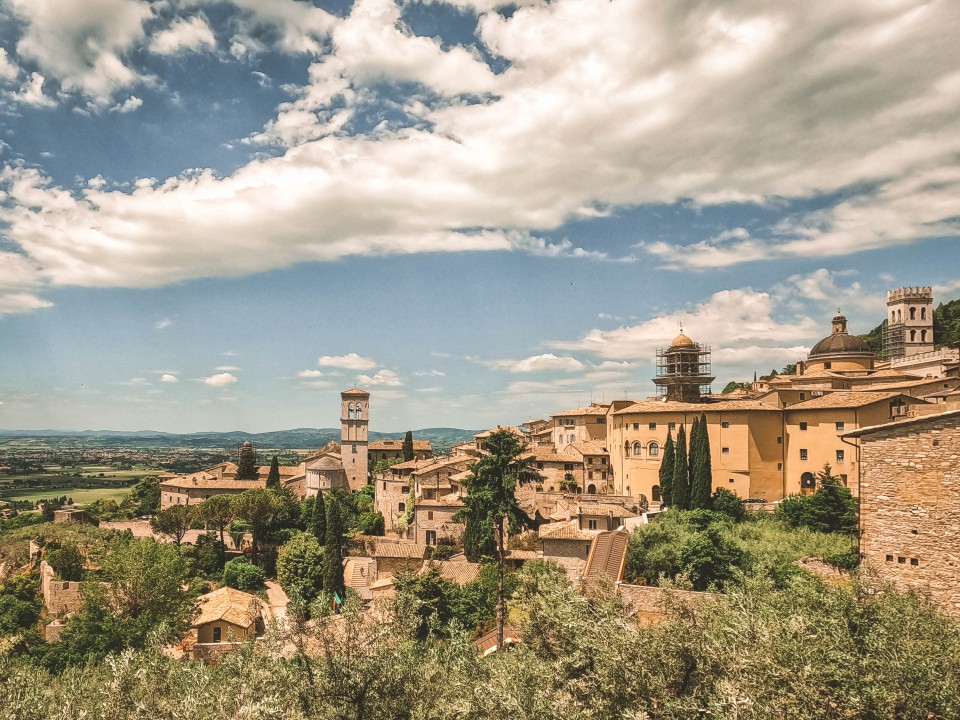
[880,319,903,361]
[653,342,715,402]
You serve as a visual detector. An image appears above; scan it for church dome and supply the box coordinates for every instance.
[808,312,872,359]
[671,332,695,348]
[808,333,872,358]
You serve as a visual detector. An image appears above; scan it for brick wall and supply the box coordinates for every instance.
[858,414,960,616]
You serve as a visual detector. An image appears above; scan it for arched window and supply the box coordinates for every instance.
[910,307,917,320]
[648,441,660,457]
[800,472,816,492]
[347,402,355,419]
[898,309,902,323]
[891,312,896,323]
[921,329,927,342]
[624,440,631,457]
[910,329,917,342]
[587,484,597,494]
[652,484,661,502]
[632,441,642,456]
[921,307,927,320]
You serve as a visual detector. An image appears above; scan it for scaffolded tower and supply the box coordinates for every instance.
[882,286,934,360]
[653,330,714,402]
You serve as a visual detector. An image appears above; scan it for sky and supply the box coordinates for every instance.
[0,0,959,434]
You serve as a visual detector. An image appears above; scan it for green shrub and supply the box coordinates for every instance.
[277,532,325,603]
[712,488,746,522]
[222,557,265,591]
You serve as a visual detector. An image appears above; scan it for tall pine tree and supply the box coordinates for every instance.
[690,412,713,509]
[672,424,690,510]
[402,430,414,462]
[311,491,326,542]
[658,430,674,507]
[266,455,280,489]
[323,495,346,600]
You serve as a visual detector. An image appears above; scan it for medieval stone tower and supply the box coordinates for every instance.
[340,388,370,491]
[885,287,934,359]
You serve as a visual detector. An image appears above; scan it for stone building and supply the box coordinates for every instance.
[368,438,433,462]
[846,409,960,616]
[412,497,464,547]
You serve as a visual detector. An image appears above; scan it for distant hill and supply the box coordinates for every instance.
[0,427,481,453]
[859,295,960,355]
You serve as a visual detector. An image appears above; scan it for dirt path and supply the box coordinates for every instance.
[264,580,289,622]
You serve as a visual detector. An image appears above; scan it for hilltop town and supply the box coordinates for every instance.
[2,285,960,717]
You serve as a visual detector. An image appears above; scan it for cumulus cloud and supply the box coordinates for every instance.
[110,95,143,113]
[317,353,378,371]
[154,318,174,330]
[149,15,217,55]
[0,48,19,81]
[203,372,238,387]
[8,0,153,106]
[481,353,586,373]
[160,374,179,383]
[356,368,403,386]
[0,251,52,317]
[552,287,822,361]
[1,0,959,299]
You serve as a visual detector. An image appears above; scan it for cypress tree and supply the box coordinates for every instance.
[266,455,280,489]
[658,430,674,507]
[323,495,346,599]
[690,413,713,509]
[672,424,690,510]
[402,430,414,462]
[311,490,326,542]
[236,442,259,481]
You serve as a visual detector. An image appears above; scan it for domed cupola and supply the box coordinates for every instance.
[806,310,874,371]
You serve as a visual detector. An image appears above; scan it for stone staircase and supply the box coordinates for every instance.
[584,529,629,584]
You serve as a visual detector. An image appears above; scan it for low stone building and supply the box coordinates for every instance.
[846,409,960,616]
[413,497,464,547]
[52,508,95,525]
[368,439,433,462]
[189,586,267,661]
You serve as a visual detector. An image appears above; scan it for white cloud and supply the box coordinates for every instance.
[215,365,241,372]
[160,374,179,383]
[317,353,378,371]
[482,353,586,373]
[8,0,153,106]
[110,95,143,113]
[553,287,821,361]
[154,318,174,330]
[356,368,403,387]
[203,372,238,387]
[149,15,217,56]
[0,48,19,81]
[14,72,55,107]
[2,0,960,297]
[0,251,51,317]
[413,370,445,377]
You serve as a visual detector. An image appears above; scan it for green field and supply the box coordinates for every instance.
[0,486,131,505]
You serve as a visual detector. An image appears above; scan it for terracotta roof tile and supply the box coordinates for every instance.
[787,391,926,410]
[193,587,265,629]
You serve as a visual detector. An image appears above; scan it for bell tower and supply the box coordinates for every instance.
[340,388,370,491]
[885,287,934,359]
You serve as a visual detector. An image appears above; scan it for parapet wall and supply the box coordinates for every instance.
[617,583,715,621]
[40,560,85,617]
[887,286,933,303]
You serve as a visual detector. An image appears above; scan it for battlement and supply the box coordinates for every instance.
[887,287,933,304]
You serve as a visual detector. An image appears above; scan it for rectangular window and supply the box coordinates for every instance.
[382,482,386,490]
[669,422,676,430]
[398,502,405,512]
[910,558,919,566]
[425,530,436,545]
[722,447,729,454]
[835,421,845,431]
[649,422,657,430]
[588,519,598,530]
[587,457,593,464]
[564,464,574,471]
[777,462,782,470]
[601,471,607,480]
[537,462,544,469]
[777,436,782,444]
[633,423,640,430]
[799,422,808,431]
[721,421,729,428]
[596,417,605,424]
[799,393,806,400]
[213,626,222,642]
[836,450,845,463]
[800,449,808,461]
[352,444,357,453]
[401,486,409,493]
[885,554,893,562]
[600,457,607,465]
[584,543,592,557]
[427,511,434,520]
[588,471,594,479]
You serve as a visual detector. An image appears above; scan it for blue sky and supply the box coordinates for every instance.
[1,0,959,433]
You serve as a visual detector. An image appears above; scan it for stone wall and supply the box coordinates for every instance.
[858,413,960,616]
[40,560,86,617]
[543,538,593,560]
[617,583,714,623]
